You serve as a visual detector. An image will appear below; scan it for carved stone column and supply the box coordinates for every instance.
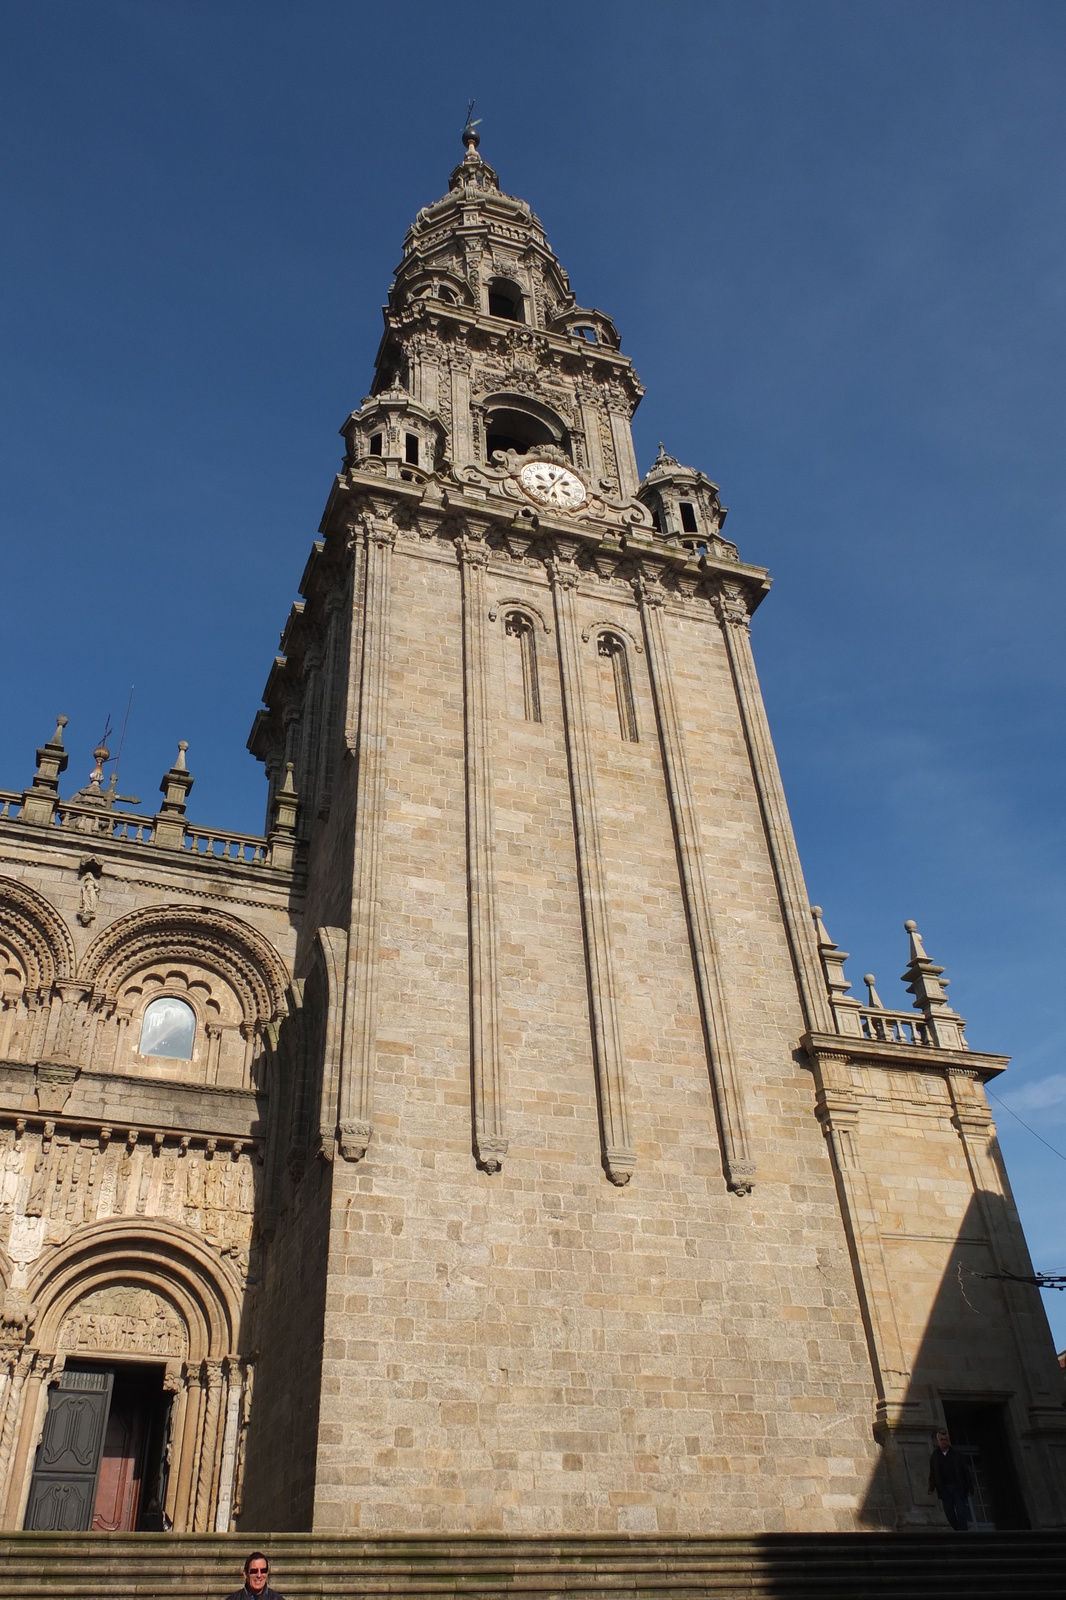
[213,1358,244,1531]
[192,1359,224,1531]
[457,531,507,1172]
[605,388,639,499]
[171,1363,201,1532]
[338,517,396,1161]
[163,1366,190,1531]
[0,1349,32,1519]
[449,345,474,466]
[637,579,754,1193]
[0,1351,53,1529]
[549,555,635,1184]
[715,582,833,1035]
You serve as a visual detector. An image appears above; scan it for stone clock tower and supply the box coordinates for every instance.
[1,122,1063,1544]
[240,122,1066,1534]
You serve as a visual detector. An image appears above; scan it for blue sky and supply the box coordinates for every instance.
[2,3,1065,1344]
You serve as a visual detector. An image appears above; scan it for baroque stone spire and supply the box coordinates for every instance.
[335,120,644,498]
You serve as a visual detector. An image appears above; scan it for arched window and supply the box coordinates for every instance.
[139,997,196,1060]
[505,612,541,723]
[487,278,524,322]
[486,407,557,460]
[483,395,571,463]
[598,633,638,743]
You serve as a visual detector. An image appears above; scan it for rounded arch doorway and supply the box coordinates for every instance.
[7,1220,250,1534]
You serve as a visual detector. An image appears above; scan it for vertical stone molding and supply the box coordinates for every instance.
[337,517,396,1162]
[714,583,833,1035]
[637,580,754,1194]
[0,1351,33,1518]
[457,531,507,1172]
[192,1359,225,1531]
[213,1358,244,1532]
[549,556,635,1185]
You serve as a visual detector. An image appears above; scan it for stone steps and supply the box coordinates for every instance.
[0,1532,1063,1600]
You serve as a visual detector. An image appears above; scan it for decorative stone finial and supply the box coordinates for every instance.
[810,905,863,1036]
[155,742,195,849]
[22,714,71,824]
[863,974,885,1010]
[901,920,966,1049]
[268,761,299,871]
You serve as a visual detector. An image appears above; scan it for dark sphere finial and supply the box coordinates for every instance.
[462,98,482,153]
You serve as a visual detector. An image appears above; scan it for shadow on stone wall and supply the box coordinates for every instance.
[858,1189,1063,1532]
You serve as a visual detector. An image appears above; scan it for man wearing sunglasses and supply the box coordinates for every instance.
[226,1551,286,1599]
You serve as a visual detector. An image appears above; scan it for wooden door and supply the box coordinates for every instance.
[24,1369,113,1531]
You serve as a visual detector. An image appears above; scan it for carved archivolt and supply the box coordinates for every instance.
[0,876,75,998]
[488,596,552,632]
[79,905,290,1026]
[0,1219,250,1533]
[580,618,643,653]
[29,1217,241,1364]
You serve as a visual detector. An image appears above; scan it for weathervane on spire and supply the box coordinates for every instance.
[462,99,482,156]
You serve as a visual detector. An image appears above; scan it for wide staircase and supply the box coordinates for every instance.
[0,1532,1063,1600]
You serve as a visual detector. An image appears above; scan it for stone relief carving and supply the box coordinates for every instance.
[58,1283,187,1358]
[76,859,103,927]
[0,1123,259,1281]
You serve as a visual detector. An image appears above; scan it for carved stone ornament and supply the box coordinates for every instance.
[57,1282,188,1359]
[77,857,103,927]
[34,1060,79,1113]
[0,1286,36,1354]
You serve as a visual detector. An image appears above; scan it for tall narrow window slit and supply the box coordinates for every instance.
[598,632,638,743]
[505,612,541,723]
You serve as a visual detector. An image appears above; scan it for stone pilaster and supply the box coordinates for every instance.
[338,517,396,1161]
[637,578,754,1193]
[549,554,635,1185]
[457,530,507,1172]
[715,583,833,1035]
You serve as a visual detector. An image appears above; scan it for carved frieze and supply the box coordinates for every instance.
[58,1283,188,1358]
[0,1122,259,1280]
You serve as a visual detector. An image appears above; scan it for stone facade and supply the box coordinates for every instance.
[0,124,1063,1537]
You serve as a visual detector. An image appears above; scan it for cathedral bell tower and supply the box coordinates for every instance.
[242,125,1066,1536]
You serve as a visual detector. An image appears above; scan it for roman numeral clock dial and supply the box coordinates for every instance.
[518,459,588,511]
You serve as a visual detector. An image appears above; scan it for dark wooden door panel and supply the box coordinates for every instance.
[24,1371,113,1532]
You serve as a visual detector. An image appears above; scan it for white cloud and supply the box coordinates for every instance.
[1003,1074,1066,1116]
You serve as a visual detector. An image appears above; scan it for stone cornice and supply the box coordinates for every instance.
[0,1059,265,1142]
[323,468,771,602]
[802,1029,1009,1080]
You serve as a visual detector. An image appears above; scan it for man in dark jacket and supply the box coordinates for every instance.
[225,1551,286,1600]
[928,1429,974,1530]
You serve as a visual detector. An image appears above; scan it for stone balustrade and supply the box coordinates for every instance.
[858,1006,931,1047]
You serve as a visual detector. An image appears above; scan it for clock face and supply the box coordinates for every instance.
[518,459,587,511]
